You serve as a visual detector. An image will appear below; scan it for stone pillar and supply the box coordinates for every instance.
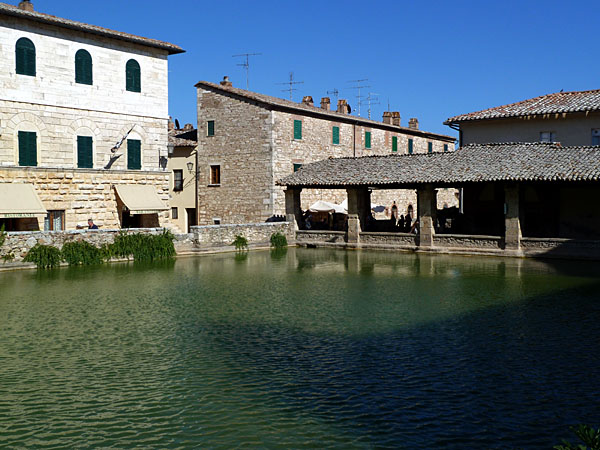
[504,184,521,250]
[346,188,362,245]
[284,188,302,231]
[417,185,436,247]
[358,188,371,232]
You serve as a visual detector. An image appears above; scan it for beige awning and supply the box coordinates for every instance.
[0,183,47,218]
[114,185,168,214]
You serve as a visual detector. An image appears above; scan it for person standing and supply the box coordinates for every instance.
[87,218,98,229]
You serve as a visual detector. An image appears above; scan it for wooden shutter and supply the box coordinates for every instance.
[444,144,448,152]
[77,136,93,168]
[127,139,141,170]
[332,126,339,145]
[75,49,92,85]
[294,120,302,140]
[428,142,433,153]
[126,59,141,92]
[18,131,37,166]
[293,163,302,172]
[392,136,398,152]
[207,120,215,136]
[365,131,371,148]
[408,139,413,154]
[16,38,36,76]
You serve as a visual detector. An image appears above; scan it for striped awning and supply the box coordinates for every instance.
[114,185,168,215]
[0,183,47,218]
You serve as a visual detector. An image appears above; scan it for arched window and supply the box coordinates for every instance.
[16,37,36,76]
[75,49,92,85]
[126,59,141,92]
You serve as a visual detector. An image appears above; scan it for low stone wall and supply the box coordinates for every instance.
[296,230,346,245]
[360,231,418,246]
[435,234,502,249]
[191,222,293,248]
[521,237,600,258]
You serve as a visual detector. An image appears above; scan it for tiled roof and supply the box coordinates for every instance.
[195,81,455,142]
[168,128,197,147]
[445,89,600,124]
[0,2,184,54]
[278,143,600,187]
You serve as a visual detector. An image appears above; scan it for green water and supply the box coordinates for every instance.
[1,249,599,448]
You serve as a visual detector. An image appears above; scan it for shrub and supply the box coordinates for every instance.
[232,234,248,251]
[61,241,103,266]
[270,232,288,249]
[110,229,175,262]
[554,424,600,450]
[24,244,61,269]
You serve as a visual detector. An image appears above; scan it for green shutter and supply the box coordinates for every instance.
[77,136,93,168]
[126,59,141,92]
[293,163,302,172]
[365,131,371,149]
[75,49,93,85]
[18,131,37,166]
[16,38,36,76]
[294,120,302,140]
[207,120,215,137]
[127,139,141,170]
[392,136,398,152]
[332,126,340,145]
[408,139,413,154]
[428,142,433,153]
[444,144,448,152]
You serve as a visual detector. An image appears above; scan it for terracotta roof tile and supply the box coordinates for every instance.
[168,128,197,147]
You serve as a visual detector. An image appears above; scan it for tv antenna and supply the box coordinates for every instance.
[348,78,370,116]
[327,88,339,102]
[366,92,380,119]
[277,72,304,101]
[232,52,261,90]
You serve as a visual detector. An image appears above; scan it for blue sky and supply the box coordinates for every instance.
[27,0,600,137]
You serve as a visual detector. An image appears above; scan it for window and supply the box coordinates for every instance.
[127,139,141,170]
[293,120,302,140]
[77,136,93,168]
[126,59,141,92]
[18,131,37,166]
[540,131,555,143]
[16,37,35,76]
[210,165,221,185]
[173,169,183,191]
[408,138,413,154]
[444,144,448,152]
[428,142,433,153]
[75,49,92,85]
[592,129,600,145]
[171,207,178,219]
[207,120,215,137]
[365,131,371,149]
[213,218,221,225]
[332,126,340,145]
[392,136,398,152]
[293,163,302,172]
[44,210,64,231]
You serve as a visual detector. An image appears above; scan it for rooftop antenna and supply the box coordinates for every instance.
[232,52,262,90]
[366,92,380,119]
[277,72,304,101]
[327,88,339,103]
[348,78,370,116]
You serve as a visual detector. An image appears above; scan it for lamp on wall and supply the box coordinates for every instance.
[186,161,194,173]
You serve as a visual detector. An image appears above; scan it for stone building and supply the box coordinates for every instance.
[445,89,600,146]
[195,77,457,225]
[0,1,184,231]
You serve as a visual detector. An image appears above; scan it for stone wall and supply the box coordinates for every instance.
[191,222,293,248]
[296,230,346,244]
[434,234,502,249]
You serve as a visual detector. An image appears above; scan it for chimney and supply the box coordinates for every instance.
[392,111,401,126]
[382,111,392,124]
[220,76,232,87]
[301,96,314,107]
[337,99,350,114]
[168,117,175,131]
[408,117,419,130]
[183,123,194,131]
[18,0,34,11]
[320,97,330,111]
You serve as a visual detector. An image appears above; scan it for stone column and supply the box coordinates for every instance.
[417,185,436,247]
[284,188,302,231]
[504,184,521,250]
[358,188,372,232]
[346,188,362,245]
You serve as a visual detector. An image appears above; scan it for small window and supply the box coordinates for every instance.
[210,165,221,185]
[16,37,36,76]
[332,126,340,145]
[44,210,65,231]
[392,136,398,152]
[592,129,600,146]
[77,135,93,168]
[127,139,141,170]
[213,218,221,225]
[293,163,302,172]
[428,142,433,153]
[173,169,183,191]
[540,131,555,143]
[18,131,37,167]
[294,120,302,140]
[408,138,413,154]
[75,49,92,85]
[126,59,141,92]
[365,131,371,149]
[171,207,178,219]
[207,120,215,137]
[444,144,448,152]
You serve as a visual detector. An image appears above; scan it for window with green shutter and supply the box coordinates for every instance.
[127,139,141,170]
[126,59,141,92]
[16,38,36,76]
[428,142,433,153]
[293,163,302,172]
[75,49,93,85]
[18,131,37,166]
[444,144,448,152]
[207,120,215,137]
[408,138,413,154]
[392,136,398,152]
[293,120,302,140]
[77,136,93,168]
[332,126,340,145]
[365,131,371,149]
